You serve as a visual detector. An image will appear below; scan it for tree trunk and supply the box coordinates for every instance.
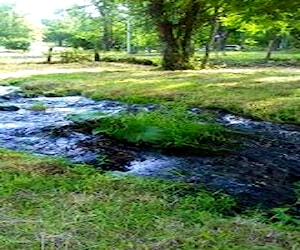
[149,0,203,70]
[265,39,276,60]
[94,51,100,61]
[201,14,220,69]
[95,0,113,51]
[94,39,100,61]
[103,19,112,51]
[161,36,193,70]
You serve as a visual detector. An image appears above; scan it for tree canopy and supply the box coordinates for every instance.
[0,3,34,50]
[41,0,300,69]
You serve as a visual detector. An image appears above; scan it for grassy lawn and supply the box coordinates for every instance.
[0,56,299,249]
[53,49,300,66]
[200,50,300,64]
[4,63,299,124]
[1,149,299,249]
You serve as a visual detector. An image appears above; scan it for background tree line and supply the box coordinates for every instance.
[0,3,33,50]
[1,0,300,69]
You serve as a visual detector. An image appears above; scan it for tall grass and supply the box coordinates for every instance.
[1,149,299,249]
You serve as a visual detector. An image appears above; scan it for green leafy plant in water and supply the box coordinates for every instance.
[93,112,164,144]
[92,109,232,149]
[28,102,48,111]
[67,111,111,123]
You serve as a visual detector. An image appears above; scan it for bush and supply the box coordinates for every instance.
[100,56,158,66]
[4,38,31,51]
[60,49,92,63]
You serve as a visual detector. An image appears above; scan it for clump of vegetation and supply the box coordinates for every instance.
[92,109,233,151]
[3,38,31,51]
[68,111,110,123]
[0,4,33,52]
[100,56,158,66]
[60,49,92,63]
[28,102,48,111]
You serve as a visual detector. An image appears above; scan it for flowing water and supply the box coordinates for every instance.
[0,86,299,208]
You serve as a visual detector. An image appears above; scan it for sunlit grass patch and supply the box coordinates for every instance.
[0,149,69,175]
[0,148,299,249]
[245,97,300,123]
[4,65,299,124]
[198,50,300,67]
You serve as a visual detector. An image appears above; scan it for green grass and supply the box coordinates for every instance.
[68,50,300,66]
[59,49,300,68]
[0,59,300,248]
[1,149,299,249]
[27,102,48,111]
[89,109,234,151]
[197,50,300,65]
[7,64,299,124]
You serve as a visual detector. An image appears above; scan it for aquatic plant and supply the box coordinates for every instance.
[28,102,48,111]
[92,109,233,150]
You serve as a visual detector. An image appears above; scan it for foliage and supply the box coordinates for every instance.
[92,109,232,149]
[68,111,109,123]
[42,18,76,46]
[269,207,300,226]
[56,49,157,65]
[60,49,93,63]
[42,1,129,51]
[100,55,157,65]
[3,38,31,51]
[0,3,33,47]
[42,11,95,49]
[27,102,48,111]
[222,0,300,58]
[38,0,300,68]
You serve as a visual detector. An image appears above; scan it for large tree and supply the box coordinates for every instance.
[89,0,117,51]
[0,3,33,49]
[145,0,205,70]
[42,18,75,46]
[129,0,300,69]
[229,0,300,59]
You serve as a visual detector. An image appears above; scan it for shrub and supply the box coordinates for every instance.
[4,38,31,51]
[100,56,158,66]
[60,49,92,63]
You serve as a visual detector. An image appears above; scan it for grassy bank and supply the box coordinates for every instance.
[0,149,299,249]
[0,60,299,248]
[5,63,299,124]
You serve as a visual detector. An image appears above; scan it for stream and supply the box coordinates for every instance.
[0,86,299,209]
